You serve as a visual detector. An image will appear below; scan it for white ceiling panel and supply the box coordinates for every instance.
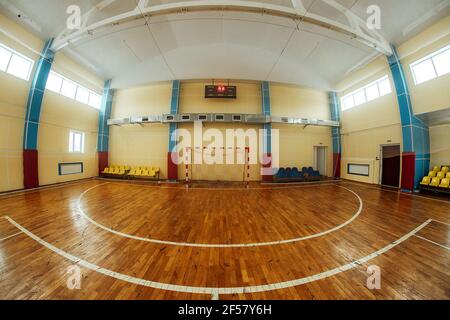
[1,0,448,90]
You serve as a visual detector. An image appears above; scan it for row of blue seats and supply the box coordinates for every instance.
[276,167,321,179]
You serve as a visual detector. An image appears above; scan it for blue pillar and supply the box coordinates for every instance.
[261,81,273,181]
[329,92,341,178]
[23,39,54,189]
[387,45,430,191]
[97,79,114,174]
[168,80,180,180]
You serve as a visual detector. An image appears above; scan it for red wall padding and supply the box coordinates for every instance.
[401,152,416,191]
[23,149,39,189]
[98,152,109,175]
[261,153,273,182]
[168,152,178,180]
[333,153,341,178]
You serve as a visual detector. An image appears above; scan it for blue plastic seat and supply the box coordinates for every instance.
[277,168,286,178]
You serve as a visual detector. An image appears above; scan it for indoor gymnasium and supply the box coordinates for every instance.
[0,0,449,302]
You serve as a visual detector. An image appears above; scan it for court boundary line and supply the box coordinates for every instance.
[413,234,450,251]
[4,216,432,300]
[340,180,450,204]
[76,183,363,248]
[0,231,22,242]
[432,219,450,227]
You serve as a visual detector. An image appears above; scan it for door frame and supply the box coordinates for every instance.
[379,143,401,188]
[314,146,328,177]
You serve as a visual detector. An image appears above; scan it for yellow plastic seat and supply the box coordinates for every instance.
[141,170,150,177]
[441,166,449,174]
[420,176,431,186]
[147,170,156,178]
[118,169,125,175]
[428,171,437,178]
[432,166,440,172]
[439,178,449,188]
[446,173,450,179]
[102,168,110,174]
[112,168,120,175]
[128,168,136,176]
[152,167,160,174]
[436,172,445,180]
[429,178,440,187]
[134,169,142,177]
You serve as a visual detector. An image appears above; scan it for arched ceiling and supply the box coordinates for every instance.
[1,0,449,90]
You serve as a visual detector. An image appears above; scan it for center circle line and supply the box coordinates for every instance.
[76,183,363,248]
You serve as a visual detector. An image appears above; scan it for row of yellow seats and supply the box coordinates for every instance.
[129,168,157,178]
[431,166,449,173]
[420,166,450,188]
[420,176,450,188]
[130,166,160,173]
[103,167,126,175]
[110,164,131,170]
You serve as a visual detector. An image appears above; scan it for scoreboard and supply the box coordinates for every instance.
[205,85,237,99]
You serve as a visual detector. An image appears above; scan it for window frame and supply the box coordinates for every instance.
[69,130,85,154]
[410,44,450,85]
[46,70,102,110]
[341,75,392,111]
[0,42,34,81]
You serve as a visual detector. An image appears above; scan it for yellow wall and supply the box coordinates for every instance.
[110,80,333,181]
[430,124,450,168]
[0,13,103,191]
[271,83,333,177]
[336,16,450,185]
[336,56,402,184]
[109,83,172,179]
[398,16,450,115]
[0,13,42,192]
[38,51,104,186]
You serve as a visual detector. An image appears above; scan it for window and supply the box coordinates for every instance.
[61,79,77,99]
[46,71,102,109]
[0,42,34,80]
[410,45,450,85]
[46,72,63,93]
[88,92,101,109]
[69,130,85,153]
[76,86,90,104]
[341,75,392,111]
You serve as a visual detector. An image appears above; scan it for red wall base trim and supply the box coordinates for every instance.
[98,152,109,175]
[168,152,178,180]
[401,152,415,191]
[23,149,39,189]
[333,153,341,178]
[261,153,273,182]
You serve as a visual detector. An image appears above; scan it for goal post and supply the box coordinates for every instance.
[185,146,250,185]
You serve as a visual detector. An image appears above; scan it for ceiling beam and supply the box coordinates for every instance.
[52,0,392,55]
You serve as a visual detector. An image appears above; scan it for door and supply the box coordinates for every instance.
[381,145,401,188]
[315,146,327,176]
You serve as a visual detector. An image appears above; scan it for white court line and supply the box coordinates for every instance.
[76,183,364,248]
[4,216,432,300]
[414,235,450,251]
[432,219,450,227]
[341,180,450,204]
[0,231,22,242]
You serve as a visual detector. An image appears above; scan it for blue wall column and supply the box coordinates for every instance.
[23,39,55,189]
[261,81,273,181]
[329,92,342,178]
[97,79,114,175]
[388,46,430,191]
[168,80,181,180]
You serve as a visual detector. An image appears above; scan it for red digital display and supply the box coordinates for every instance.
[205,85,237,99]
